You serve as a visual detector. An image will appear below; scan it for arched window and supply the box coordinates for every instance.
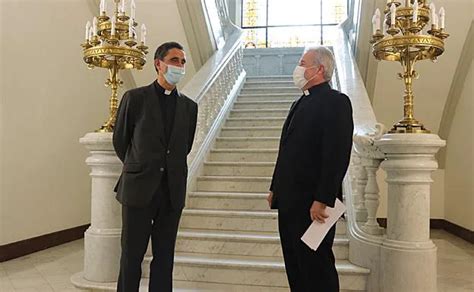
[241,0,348,48]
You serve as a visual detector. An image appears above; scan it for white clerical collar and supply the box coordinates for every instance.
[303,90,310,96]
[164,90,172,95]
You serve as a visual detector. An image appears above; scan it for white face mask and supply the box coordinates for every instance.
[164,64,185,85]
[292,65,317,90]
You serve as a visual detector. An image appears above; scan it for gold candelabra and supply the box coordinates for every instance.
[370,0,449,133]
[81,0,148,132]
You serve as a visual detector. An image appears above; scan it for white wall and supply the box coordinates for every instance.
[0,0,196,245]
[444,61,473,230]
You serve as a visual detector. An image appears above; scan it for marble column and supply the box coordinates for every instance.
[376,133,445,292]
[78,132,122,282]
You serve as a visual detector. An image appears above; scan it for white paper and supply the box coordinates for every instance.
[301,199,346,251]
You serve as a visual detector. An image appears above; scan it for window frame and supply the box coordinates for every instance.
[240,0,348,47]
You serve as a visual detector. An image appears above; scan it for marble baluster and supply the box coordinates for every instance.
[361,157,384,235]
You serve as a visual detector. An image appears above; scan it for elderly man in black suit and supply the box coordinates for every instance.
[113,41,198,292]
[267,46,354,292]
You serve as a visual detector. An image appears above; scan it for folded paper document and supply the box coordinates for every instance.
[301,199,346,251]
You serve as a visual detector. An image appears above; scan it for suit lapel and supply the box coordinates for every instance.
[147,83,166,146]
[167,92,184,150]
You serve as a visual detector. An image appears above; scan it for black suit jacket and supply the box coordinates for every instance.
[270,82,353,211]
[112,82,198,209]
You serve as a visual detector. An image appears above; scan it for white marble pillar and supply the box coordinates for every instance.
[79,132,122,282]
[376,133,445,292]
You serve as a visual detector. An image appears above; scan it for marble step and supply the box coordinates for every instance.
[208,149,278,162]
[196,176,272,193]
[180,208,347,234]
[214,137,280,149]
[236,94,299,103]
[244,80,296,88]
[225,117,286,127]
[175,228,349,260]
[142,253,369,290]
[238,93,297,102]
[229,109,289,118]
[220,126,282,138]
[241,87,301,95]
[233,100,293,110]
[74,273,362,291]
[181,207,347,236]
[246,75,293,82]
[202,162,275,176]
[180,209,277,232]
[187,191,271,210]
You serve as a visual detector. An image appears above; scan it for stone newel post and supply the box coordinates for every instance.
[78,132,122,283]
[376,133,445,292]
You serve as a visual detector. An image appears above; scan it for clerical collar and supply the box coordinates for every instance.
[306,81,331,95]
[154,80,177,96]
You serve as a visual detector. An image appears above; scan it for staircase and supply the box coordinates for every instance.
[149,76,370,291]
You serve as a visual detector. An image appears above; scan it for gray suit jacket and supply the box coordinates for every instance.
[112,82,198,209]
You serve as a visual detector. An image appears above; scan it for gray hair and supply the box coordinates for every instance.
[305,46,335,82]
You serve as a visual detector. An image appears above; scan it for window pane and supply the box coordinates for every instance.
[268,0,321,26]
[267,26,322,48]
[243,28,267,48]
[322,0,348,24]
[322,25,338,46]
[242,0,267,27]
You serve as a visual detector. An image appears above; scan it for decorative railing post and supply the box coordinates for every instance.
[353,124,386,234]
[353,155,368,222]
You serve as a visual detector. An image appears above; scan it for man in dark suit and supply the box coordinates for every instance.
[267,47,354,292]
[113,42,198,292]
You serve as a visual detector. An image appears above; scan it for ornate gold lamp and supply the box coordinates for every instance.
[81,0,148,132]
[370,0,449,133]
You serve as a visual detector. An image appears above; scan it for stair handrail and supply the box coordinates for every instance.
[180,28,246,191]
[332,28,386,246]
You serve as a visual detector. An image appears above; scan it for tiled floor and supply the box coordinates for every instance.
[1,230,472,291]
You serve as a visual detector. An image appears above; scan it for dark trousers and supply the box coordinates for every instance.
[278,208,339,292]
[117,176,182,292]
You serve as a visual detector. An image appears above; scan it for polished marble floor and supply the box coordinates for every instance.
[1,230,472,291]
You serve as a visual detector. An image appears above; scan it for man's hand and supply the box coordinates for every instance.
[267,191,273,208]
[310,201,329,223]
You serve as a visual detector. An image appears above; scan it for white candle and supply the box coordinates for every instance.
[430,3,436,25]
[372,15,377,35]
[131,0,136,19]
[120,0,126,14]
[439,7,445,29]
[141,23,146,44]
[100,0,106,14]
[390,3,397,27]
[433,14,438,29]
[89,29,94,42]
[413,1,418,22]
[375,9,381,32]
[92,17,98,36]
[111,16,116,36]
[129,18,134,38]
[85,21,91,41]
